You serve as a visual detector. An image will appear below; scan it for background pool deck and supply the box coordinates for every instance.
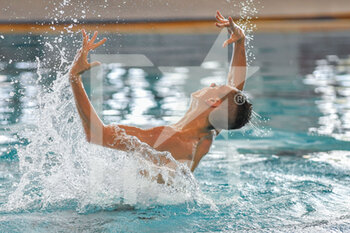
[1,0,350,34]
[1,0,350,23]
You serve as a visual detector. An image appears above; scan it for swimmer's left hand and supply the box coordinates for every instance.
[70,30,107,76]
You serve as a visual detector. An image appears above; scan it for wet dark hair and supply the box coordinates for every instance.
[229,96,252,130]
[208,91,252,130]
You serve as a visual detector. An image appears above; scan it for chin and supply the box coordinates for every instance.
[189,93,204,109]
[191,87,210,99]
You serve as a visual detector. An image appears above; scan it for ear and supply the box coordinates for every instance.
[205,97,222,108]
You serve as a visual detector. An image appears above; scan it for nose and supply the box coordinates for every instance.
[210,83,216,87]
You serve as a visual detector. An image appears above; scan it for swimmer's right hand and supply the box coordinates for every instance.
[70,30,107,76]
[215,11,245,48]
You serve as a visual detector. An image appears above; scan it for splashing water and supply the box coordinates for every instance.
[3,50,211,214]
[235,0,259,64]
[247,110,270,137]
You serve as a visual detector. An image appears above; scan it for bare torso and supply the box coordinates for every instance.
[117,125,215,172]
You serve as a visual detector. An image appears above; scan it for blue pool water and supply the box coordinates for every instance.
[0,29,350,232]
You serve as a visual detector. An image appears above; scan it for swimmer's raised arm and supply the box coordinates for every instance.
[69,30,109,145]
[215,11,246,90]
[69,30,169,162]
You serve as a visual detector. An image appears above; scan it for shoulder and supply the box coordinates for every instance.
[104,124,165,147]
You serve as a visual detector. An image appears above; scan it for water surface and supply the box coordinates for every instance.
[0,30,350,232]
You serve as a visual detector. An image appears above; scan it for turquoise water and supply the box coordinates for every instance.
[0,30,350,232]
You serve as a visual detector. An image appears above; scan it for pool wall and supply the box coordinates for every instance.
[1,0,350,23]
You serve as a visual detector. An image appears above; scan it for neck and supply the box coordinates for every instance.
[172,101,213,137]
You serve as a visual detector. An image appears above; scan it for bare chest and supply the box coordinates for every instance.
[154,134,214,170]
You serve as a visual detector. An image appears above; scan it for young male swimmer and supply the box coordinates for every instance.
[69,11,252,177]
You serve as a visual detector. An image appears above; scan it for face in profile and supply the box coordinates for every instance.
[192,83,252,130]
[191,83,236,104]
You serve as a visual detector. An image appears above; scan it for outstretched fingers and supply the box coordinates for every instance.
[81,30,107,50]
[91,38,107,50]
[215,11,228,25]
[215,22,229,28]
[216,15,226,23]
[82,29,88,48]
[216,10,225,20]
[90,31,98,44]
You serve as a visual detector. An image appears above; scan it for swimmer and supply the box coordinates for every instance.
[69,11,252,174]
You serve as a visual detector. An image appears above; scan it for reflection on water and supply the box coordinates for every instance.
[0,65,39,133]
[305,55,350,141]
[101,65,194,127]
